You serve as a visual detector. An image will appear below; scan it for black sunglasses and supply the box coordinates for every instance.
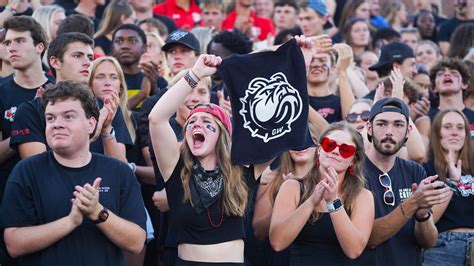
[346,111,371,123]
[379,173,395,206]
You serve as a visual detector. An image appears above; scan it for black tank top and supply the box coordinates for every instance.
[289,181,372,266]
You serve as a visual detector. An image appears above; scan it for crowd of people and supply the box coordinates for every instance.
[0,0,473,265]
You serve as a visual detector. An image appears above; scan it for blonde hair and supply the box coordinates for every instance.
[94,0,134,39]
[145,32,170,80]
[180,117,248,216]
[88,56,136,142]
[32,5,65,66]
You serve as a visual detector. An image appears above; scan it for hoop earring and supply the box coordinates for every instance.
[349,165,354,176]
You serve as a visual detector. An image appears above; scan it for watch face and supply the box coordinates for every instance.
[99,209,109,221]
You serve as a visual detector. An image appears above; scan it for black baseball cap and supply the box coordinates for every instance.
[162,30,200,53]
[369,42,415,71]
[369,98,410,122]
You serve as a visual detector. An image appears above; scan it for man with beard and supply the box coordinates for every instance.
[363,97,452,266]
[111,24,166,110]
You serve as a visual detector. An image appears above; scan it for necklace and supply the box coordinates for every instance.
[207,200,224,228]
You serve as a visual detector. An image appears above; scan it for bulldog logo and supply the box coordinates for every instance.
[240,72,302,143]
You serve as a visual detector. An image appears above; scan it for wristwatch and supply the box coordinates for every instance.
[101,127,115,140]
[327,198,343,213]
[415,209,432,223]
[93,208,109,224]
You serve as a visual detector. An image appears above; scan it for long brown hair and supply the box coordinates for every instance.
[180,119,248,216]
[429,109,474,181]
[300,122,366,223]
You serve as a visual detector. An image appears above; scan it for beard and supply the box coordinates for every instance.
[372,130,407,156]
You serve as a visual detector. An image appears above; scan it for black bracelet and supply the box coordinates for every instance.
[415,209,432,222]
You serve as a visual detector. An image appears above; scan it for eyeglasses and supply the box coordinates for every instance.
[379,173,395,206]
[346,111,371,123]
[320,137,356,159]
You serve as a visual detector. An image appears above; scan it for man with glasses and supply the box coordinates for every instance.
[364,97,452,266]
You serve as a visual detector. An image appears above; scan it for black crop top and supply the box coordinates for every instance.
[423,161,474,232]
[165,156,258,245]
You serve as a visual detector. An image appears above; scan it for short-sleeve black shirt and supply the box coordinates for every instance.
[0,75,53,201]
[1,151,146,266]
[363,157,426,266]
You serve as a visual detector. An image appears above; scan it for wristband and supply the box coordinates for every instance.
[415,209,432,223]
[184,70,199,89]
[399,203,411,219]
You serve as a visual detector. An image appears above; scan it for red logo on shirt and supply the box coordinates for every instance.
[4,107,17,122]
[11,128,30,136]
[317,108,335,118]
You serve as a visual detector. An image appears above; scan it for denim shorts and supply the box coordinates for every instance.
[422,231,474,266]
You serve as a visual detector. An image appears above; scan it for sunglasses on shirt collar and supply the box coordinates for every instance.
[379,173,395,206]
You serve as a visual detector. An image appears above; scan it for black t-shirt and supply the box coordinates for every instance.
[423,160,474,232]
[1,151,146,266]
[93,35,112,55]
[427,107,474,138]
[10,98,133,153]
[0,75,53,202]
[437,17,474,42]
[363,157,426,266]
[165,156,258,245]
[308,95,342,123]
